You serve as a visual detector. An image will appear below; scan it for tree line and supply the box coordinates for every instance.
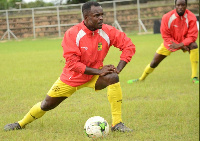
[0,0,53,10]
[0,0,117,10]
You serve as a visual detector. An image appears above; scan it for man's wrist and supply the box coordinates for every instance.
[179,42,184,48]
[97,69,101,75]
[84,67,101,75]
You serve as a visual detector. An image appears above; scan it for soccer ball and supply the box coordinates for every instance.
[84,116,109,138]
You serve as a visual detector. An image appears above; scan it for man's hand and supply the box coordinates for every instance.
[181,46,190,52]
[84,65,119,76]
[99,65,119,76]
[168,41,186,51]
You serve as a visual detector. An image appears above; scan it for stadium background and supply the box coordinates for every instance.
[0,0,199,40]
[0,0,199,140]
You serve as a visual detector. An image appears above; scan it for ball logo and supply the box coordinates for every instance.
[84,116,109,138]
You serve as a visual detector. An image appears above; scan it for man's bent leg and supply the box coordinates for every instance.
[190,48,199,78]
[107,82,122,126]
[189,42,199,83]
[96,73,122,126]
[95,73,132,132]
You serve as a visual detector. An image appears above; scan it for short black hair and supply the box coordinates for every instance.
[82,1,101,16]
[175,0,187,5]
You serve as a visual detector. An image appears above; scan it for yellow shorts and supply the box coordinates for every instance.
[47,75,99,97]
[156,43,172,56]
[156,43,188,55]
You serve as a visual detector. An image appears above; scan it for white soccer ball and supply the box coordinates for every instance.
[84,116,109,138]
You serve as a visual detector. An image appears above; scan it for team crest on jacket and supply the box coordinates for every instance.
[98,42,102,51]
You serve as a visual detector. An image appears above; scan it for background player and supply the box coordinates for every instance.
[128,0,199,84]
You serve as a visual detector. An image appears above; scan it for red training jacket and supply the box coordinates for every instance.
[160,9,198,52]
[60,21,136,87]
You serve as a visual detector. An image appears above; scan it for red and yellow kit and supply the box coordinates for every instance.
[60,21,136,87]
[160,9,198,52]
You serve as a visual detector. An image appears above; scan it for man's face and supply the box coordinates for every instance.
[175,0,187,16]
[84,6,103,31]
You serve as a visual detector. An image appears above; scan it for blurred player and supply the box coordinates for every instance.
[4,1,135,132]
[128,0,199,84]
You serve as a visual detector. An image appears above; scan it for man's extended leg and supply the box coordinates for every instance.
[18,101,46,128]
[4,102,46,131]
[189,42,199,83]
[138,63,155,81]
[4,78,75,131]
[127,53,167,83]
[4,96,67,131]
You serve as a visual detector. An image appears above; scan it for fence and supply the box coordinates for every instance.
[0,0,199,40]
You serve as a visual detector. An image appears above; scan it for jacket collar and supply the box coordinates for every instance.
[81,21,99,35]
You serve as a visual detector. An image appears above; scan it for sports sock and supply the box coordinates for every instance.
[18,102,46,127]
[190,48,199,78]
[107,82,122,126]
[139,64,155,80]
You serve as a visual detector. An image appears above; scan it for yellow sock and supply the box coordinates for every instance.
[18,102,46,127]
[190,48,199,78]
[107,82,122,126]
[139,64,154,80]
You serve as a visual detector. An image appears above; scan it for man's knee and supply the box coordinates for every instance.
[189,42,198,50]
[150,59,162,68]
[41,100,50,111]
[41,100,54,111]
[106,72,119,85]
[150,60,158,68]
[150,53,167,68]
[41,96,67,111]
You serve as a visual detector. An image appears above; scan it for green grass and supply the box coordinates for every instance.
[0,34,199,141]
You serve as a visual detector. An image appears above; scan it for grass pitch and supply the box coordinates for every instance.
[0,34,199,141]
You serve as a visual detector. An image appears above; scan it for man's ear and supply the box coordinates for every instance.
[84,14,88,20]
